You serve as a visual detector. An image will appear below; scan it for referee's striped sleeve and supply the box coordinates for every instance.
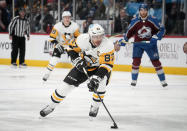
[26,20,30,37]
[8,17,17,36]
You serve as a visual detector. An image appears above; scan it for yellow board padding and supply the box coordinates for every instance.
[0,58,72,68]
[113,64,187,75]
[0,58,187,75]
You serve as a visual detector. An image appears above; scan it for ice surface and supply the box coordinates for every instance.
[0,65,187,131]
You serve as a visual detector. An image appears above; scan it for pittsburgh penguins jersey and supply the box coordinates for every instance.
[48,21,80,48]
[68,34,115,79]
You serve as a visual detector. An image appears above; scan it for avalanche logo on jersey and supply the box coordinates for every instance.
[138,26,152,39]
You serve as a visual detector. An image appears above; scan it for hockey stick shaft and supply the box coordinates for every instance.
[118,40,150,46]
[83,68,118,126]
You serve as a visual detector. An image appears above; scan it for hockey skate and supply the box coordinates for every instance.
[161,80,168,87]
[131,80,137,86]
[42,73,50,81]
[89,105,99,117]
[11,63,17,68]
[40,105,54,117]
[19,63,27,68]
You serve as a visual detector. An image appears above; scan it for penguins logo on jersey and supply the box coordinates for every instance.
[62,33,72,44]
[138,26,152,39]
[81,52,98,67]
[64,33,72,40]
[85,55,97,65]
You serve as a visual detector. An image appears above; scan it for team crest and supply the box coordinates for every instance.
[138,26,152,39]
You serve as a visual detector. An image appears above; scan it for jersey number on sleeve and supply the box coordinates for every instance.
[104,53,114,62]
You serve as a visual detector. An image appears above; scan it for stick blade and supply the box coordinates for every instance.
[110,123,118,129]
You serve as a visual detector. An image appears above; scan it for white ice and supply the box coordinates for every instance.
[0,65,187,131]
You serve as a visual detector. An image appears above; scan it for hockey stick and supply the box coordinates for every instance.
[82,68,118,129]
[118,40,150,46]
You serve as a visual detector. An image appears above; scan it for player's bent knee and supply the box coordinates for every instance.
[97,76,107,92]
[56,82,75,96]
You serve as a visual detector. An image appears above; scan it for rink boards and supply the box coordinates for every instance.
[0,33,187,75]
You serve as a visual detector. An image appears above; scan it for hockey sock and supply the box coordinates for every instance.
[151,60,166,81]
[50,82,75,106]
[47,57,60,72]
[132,58,141,81]
[92,91,105,108]
[51,89,66,104]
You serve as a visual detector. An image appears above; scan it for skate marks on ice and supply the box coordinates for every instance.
[0,65,187,131]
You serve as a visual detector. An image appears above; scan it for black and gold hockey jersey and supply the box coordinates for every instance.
[48,21,80,49]
[68,34,115,79]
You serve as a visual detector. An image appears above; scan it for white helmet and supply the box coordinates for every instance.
[88,24,105,37]
[62,11,71,17]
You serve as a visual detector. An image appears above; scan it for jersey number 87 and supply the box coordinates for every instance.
[104,53,114,62]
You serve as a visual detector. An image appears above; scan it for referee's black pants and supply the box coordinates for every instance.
[11,36,26,64]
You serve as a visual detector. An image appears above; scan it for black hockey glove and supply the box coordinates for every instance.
[51,40,58,45]
[56,44,65,54]
[87,76,101,92]
[73,57,87,72]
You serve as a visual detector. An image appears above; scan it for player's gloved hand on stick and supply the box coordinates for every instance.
[118,39,127,46]
[56,44,65,54]
[51,40,58,45]
[114,41,121,52]
[150,35,158,47]
[73,57,87,72]
[88,76,101,92]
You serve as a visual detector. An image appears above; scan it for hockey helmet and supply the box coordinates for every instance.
[62,11,71,17]
[88,24,105,37]
[139,4,148,11]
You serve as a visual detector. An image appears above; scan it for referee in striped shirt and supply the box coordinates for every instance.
[8,8,30,68]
